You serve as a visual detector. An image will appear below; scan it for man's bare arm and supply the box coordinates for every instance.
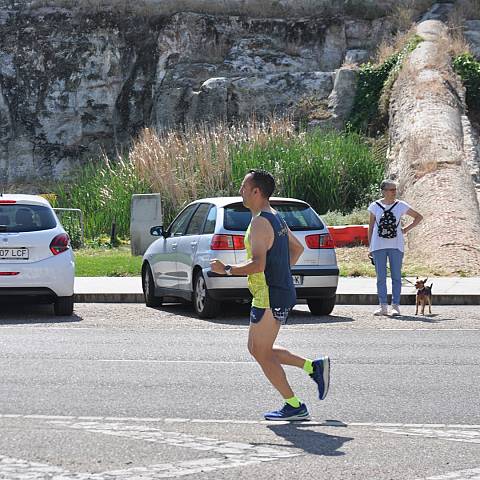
[210,216,273,275]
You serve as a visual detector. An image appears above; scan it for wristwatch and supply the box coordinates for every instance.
[224,265,233,276]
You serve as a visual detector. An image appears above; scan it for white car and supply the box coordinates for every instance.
[142,197,339,318]
[0,194,75,315]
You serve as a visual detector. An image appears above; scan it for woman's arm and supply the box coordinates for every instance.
[402,208,423,235]
[368,212,375,247]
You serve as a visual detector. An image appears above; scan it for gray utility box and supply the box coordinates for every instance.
[130,194,162,256]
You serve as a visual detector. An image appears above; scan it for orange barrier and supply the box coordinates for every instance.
[327,225,369,247]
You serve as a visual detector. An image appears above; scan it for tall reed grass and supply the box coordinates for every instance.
[131,118,297,226]
[53,119,385,240]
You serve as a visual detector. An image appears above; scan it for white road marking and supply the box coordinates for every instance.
[1,415,479,479]
[416,467,480,479]
[1,413,480,429]
[0,415,300,479]
[376,426,480,444]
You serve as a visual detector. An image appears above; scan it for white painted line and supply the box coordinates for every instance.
[1,414,480,430]
[96,359,255,364]
[376,426,480,444]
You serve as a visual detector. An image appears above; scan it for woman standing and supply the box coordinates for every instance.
[368,180,423,316]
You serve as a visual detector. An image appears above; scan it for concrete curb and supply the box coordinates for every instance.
[73,293,480,305]
[336,294,480,306]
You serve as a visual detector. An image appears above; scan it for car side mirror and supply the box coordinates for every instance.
[150,226,165,237]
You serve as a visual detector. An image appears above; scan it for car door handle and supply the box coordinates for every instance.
[171,243,178,250]
[190,241,198,248]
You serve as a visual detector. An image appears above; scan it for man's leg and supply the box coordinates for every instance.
[248,308,310,420]
[248,309,294,399]
[272,346,305,368]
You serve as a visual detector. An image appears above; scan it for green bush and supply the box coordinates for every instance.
[453,53,480,113]
[321,208,370,226]
[230,129,385,214]
[53,156,150,240]
[349,35,423,134]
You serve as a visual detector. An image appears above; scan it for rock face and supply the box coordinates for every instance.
[464,20,480,60]
[0,6,393,184]
[388,20,480,274]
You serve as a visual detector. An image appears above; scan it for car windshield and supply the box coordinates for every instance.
[0,204,57,232]
[223,202,324,231]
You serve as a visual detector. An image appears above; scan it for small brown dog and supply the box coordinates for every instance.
[415,278,433,315]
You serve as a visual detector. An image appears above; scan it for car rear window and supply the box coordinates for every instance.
[0,204,57,232]
[223,203,324,231]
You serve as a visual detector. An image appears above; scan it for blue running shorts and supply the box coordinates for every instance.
[250,306,290,325]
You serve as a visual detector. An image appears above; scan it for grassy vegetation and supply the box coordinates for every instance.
[74,245,142,277]
[322,208,370,226]
[27,0,427,20]
[53,120,385,243]
[349,34,423,134]
[73,243,452,277]
[336,246,454,278]
[230,129,384,215]
[453,53,480,114]
[53,155,150,242]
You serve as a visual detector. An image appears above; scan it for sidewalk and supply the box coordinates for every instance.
[74,277,480,305]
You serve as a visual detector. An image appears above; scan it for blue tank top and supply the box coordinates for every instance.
[244,210,296,309]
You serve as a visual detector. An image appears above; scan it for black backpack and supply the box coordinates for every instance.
[376,201,399,239]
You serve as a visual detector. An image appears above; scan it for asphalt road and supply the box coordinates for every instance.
[0,303,479,480]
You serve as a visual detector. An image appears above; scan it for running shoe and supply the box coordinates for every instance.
[264,403,310,421]
[310,356,330,400]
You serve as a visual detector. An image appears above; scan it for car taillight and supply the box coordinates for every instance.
[0,272,19,275]
[50,233,70,255]
[210,234,245,250]
[0,200,16,204]
[305,233,335,249]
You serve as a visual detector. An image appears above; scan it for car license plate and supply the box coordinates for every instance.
[0,248,29,260]
[292,274,303,285]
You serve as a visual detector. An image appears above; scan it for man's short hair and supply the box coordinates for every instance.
[248,169,275,198]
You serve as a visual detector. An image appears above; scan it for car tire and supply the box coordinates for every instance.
[193,271,220,319]
[142,264,163,307]
[307,296,336,316]
[54,295,74,316]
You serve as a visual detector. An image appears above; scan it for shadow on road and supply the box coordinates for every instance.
[264,420,353,456]
[156,303,354,326]
[0,301,83,325]
[390,313,455,323]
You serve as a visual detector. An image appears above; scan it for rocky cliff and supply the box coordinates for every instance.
[0,4,394,184]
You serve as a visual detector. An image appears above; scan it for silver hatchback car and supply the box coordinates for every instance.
[142,197,339,318]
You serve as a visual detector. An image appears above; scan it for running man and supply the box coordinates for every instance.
[210,169,330,421]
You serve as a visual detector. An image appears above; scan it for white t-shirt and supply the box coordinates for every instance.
[368,199,411,252]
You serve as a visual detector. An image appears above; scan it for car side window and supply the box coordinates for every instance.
[169,205,198,237]
[203,206,217,234]
[185,203,211,236]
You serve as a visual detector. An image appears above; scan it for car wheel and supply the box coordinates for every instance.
[193,271,220,319]
[142,264,163,307]
[54,295,74,316]
[307,296,336,316]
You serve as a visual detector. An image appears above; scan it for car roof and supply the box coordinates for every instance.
[0,194,52,207]
[189,196,310,208]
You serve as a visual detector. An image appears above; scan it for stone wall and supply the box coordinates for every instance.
[388,20,480,274]
[0,5,393,184]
